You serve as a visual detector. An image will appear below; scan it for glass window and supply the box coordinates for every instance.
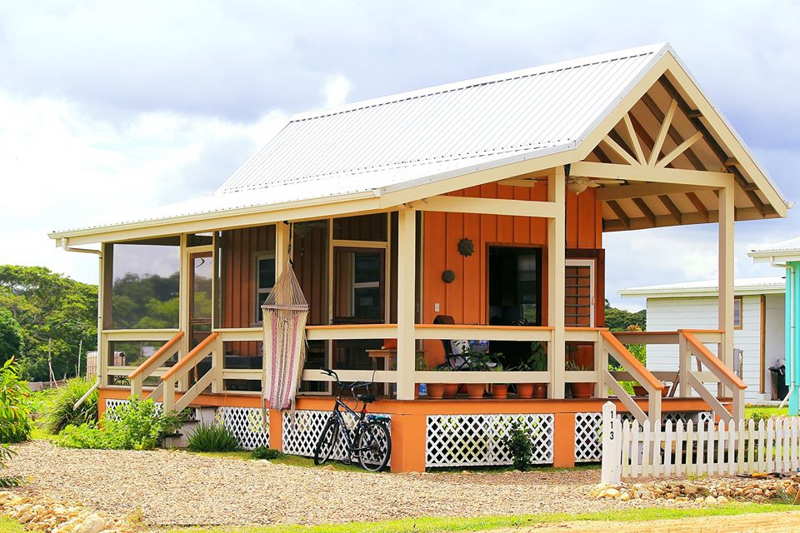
[333,248,384,323]
[108,238,180,329]
[488,246,541,326]
[107,340,177,368]
[734,296,743,329]
[255,253,276,322]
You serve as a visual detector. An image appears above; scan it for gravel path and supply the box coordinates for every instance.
[6,441,699,527]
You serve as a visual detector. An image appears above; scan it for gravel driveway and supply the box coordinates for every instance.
[6,441,697,527]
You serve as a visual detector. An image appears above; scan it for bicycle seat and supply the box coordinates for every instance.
[357,393,376,403]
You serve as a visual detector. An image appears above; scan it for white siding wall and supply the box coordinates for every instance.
[764,293,786,400]
[645,295,778,403]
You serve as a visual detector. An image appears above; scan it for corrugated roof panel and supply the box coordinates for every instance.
[219,44,666,195]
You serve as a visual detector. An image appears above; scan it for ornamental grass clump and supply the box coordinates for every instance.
[44,377,98,434]
[187,423,239,452]
[0,359,32,443]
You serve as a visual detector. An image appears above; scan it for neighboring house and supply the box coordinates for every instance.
[49,43,788,471]
[620,277,786,404]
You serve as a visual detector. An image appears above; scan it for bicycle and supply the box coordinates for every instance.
[312,368,392,472]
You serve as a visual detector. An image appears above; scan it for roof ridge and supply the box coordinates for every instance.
[290,43,668,123]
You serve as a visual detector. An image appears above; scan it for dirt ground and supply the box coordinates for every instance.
[2,440,725,527]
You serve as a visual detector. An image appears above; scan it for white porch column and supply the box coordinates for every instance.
[718,185,735,369]
[275,222,291,276]
[548,167,566,399]
[396,207,417,400]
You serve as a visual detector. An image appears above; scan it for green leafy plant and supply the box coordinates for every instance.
[187,423,239,452]
[0,358,32,443]
[55,397,183,450]
[251,446,284,460]
[45,378,98,434]
[501,420,534,471]
[513,343,547,371]
[0,445,20,487]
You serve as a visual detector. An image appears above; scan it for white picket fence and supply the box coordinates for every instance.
[601,402,800,484]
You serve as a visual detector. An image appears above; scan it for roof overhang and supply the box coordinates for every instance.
[50,46,790,246]
[620,280,786,299]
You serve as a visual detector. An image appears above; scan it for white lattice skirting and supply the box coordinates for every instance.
[426,414,554,468]
[575,411,713,462]
[282,409,391,461]
[218,407,270,450]
[104,398,163,420]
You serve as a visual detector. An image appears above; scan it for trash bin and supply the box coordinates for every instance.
[769,362,787,401]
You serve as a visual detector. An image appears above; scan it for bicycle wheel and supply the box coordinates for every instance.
[356,421,391,472]
[314,415,340,465]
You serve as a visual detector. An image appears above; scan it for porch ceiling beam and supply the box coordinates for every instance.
[497,177,540,187]
[603,206,775,231]
[658,194,682,224]
[606,200,631,229]
[595,182,712,201]
[686,192,710,222]
[570,161,732,187]
[632,198,656,226]
[412,195,559,218]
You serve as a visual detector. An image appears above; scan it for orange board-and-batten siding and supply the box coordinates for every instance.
[422,184,603,364]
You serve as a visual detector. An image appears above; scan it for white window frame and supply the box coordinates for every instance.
[565,258,595,327]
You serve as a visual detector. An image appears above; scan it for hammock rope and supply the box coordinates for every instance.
[262,264,309,412]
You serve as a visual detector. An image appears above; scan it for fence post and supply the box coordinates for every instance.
[601,401,621,485]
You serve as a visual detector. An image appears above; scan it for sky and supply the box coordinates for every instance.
[1,0,798,311]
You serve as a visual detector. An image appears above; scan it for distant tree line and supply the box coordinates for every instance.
[0,265,97,381]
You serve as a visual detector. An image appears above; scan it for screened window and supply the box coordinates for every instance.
[255,253,276,322]
[333,248,385,323]
[107,238,180,329]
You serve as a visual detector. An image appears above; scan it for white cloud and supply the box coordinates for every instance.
[0,89,287,284]
[322,74,353,109]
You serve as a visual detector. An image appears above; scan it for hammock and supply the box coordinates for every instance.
[262,265,309,410]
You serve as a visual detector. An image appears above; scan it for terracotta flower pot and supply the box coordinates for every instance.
[516,383,534,399]
[532,383,548,399]
[491,384,508,399]
[444,383,460,398]
[571,382,594,399]
[465,383,486,399]
[428,383,446,399]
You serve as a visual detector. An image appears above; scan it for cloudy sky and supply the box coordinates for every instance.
[1,1,798,310]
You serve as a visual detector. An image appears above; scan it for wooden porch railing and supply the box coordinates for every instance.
[128,331,184,398]
[600,330,664,427]
[161,332,220,412]
[680,330,746,421]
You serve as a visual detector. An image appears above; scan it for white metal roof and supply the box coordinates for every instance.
[51,44,668,237]
[619,276,785,298]
[749,237,800,264]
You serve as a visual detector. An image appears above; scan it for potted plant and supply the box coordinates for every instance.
[566,360,594,399]
[513,342,547,399]
[464,350,492,399]
[427,365,448,400]
[490,358,508,399]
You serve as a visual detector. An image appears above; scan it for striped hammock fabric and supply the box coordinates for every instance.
[262,266,309,410]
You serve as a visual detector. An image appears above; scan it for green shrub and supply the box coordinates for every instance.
[55,397,184,450]
[0,359,32,443]
[501,421,534,471]
[0,445,20,487]
[187,423,239,452]
[45,378,98,434]
[252,446,284,460]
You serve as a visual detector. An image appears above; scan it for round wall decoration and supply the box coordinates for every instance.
[441,270,456,283]
[457,238,474,257]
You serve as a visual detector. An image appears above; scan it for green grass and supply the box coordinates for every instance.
[0,516,27,533]
[166,503,800,533]
[746,406,788,418]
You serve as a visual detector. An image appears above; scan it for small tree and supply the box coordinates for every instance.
[501,420,534,471]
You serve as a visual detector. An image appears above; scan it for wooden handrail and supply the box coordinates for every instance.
[306,324,398,330]
[681,331,746,390]
[128,331,184,379]
[415,324,554,331]
[161,332,219,382]
[601,330,665,391]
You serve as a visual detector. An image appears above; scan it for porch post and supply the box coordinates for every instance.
[548,167,566,399]
[396,207,417,401]
[178,234,190,391]
[718,184,735,395]
[275,222,291,276]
